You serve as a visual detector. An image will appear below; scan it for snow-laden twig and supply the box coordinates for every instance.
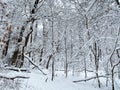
[24,54,47,75]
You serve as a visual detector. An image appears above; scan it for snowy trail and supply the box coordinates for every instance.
[21,71,106,90]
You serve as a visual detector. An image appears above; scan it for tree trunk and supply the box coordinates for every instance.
[51,7,55,81]
[111,69,115,90]
[91,42,101,88]
[51,59,54,81]
[64,26,68,78]
[46,55,52,69]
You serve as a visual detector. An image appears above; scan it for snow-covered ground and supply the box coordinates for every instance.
[18,70,108,90]
[2,68,120,90]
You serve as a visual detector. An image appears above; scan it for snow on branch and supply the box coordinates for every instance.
[3,67,30,72]
[73,75,109,83]
[0,75,29,80]
[24,54,47,75]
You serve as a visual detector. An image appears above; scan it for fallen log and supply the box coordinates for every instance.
[0,75,29,80]
[3,67,30,72]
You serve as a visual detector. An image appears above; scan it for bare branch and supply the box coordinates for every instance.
[73,75,109,83]
[24,54,47,75]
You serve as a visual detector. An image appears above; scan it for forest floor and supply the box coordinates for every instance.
[20,69,109,90]
[0,69,116,90]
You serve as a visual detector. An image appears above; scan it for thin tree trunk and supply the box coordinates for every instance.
[111,69,115,90]
[91,42,101,88]
[46,55,52,69]
[51,7,55,81]
[51,59,54,81]
[64,27,68,78]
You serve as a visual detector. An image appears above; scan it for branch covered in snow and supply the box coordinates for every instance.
[24,54,47,75]
[0,75,29,80]
[1,66,30,72]
[73,75,109,83]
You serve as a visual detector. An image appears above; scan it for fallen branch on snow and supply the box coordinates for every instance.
[2,67,30,72]
[0,75,29,80]
[73,75,109,83]
[24,54,47,75]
